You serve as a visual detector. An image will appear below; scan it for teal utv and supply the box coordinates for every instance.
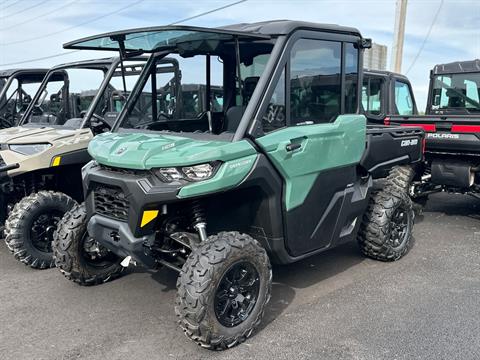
[53,21,424,350]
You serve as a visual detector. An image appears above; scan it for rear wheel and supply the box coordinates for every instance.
[53,203,123,285]
[4,191,76,269]
[358,188,414,261]
[386,165,415,193]
[175,231,271,350]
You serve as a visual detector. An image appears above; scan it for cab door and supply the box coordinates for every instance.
[255,37,366,257]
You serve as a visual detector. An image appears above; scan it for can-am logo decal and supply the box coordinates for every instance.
[426,133,460,139]
[400,139,419,147]
[116,147,127,155]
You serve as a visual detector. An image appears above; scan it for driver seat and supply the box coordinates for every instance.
[223,76,260,133]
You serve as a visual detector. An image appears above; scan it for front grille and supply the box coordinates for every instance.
[93,184,129,221]
[98,164,149,176]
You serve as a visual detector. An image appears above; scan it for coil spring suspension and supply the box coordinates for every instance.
[191,200,207,241]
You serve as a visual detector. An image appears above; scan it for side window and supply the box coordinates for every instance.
[394,81,414,115]
[362,77,383,115]
[261,67,286,133]
[344,43,359,114]
[290,39,341,124]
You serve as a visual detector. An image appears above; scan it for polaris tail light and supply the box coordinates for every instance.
[384,117,391,126]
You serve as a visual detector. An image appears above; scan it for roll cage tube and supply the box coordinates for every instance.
[19,60,118,129]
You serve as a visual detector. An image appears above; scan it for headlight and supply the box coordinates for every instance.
[9,143,51,156]
[182,163,214,181]
[157,167,184,182]
[156,162,218,182]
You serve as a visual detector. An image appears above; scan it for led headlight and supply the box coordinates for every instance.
[156,162,218,182]
[157,167,184,182]
[9,143,51,156]
[182,163,214,181]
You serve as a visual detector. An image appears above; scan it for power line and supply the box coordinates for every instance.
[169,0,247,25]
[405,0,444,75]
[2,0,145,46]
[1,0,50,19]
[0,50,80,67]
[0,0,76,31]
[0,0,249,67]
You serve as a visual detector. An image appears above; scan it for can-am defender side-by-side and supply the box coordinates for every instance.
[1,57,176,269]
[0,68,49,128]
[53,22,424,349]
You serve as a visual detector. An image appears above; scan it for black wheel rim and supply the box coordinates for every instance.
[30,211,63,253]
[390,206,411,249]
[214,261,260,328]
[80,232,118,269]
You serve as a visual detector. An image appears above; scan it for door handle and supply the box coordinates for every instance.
[286,142,302,152]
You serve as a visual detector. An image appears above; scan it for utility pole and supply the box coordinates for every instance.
[391,0,408,73]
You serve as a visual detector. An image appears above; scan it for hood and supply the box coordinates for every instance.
[0,126,86,145]
[88,132,257,169]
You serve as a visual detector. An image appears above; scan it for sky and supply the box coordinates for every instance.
[0,0,479,110]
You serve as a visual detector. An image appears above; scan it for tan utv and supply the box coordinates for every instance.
[0,57,179,269]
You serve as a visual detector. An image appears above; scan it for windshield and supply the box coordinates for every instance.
[21,60,145,129]
[116,38,274,138]
[431,72,480,113]
[64,26,270,52]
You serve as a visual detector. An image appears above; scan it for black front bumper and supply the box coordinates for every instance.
[84,162,185,267]
[87,214,157,268]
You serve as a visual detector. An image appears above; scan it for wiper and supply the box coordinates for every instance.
[436,79,480,109]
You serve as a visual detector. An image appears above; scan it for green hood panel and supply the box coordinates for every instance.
[178,154,258,198]
[88,132,257,169]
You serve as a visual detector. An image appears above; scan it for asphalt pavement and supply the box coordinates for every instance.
[0,192,479,360]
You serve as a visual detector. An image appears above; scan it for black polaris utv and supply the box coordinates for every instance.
[0,68,48,128]
[53,21,424,350]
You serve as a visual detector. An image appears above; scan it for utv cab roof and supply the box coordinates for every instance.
[63,21,363,53]
[433,59,480,75]
[0,68,49,83]
[363,69,411,83]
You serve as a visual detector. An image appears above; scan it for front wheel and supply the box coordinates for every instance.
[358,188,414,261]
[53,203,123,285]
[4,191,76,269]
[175,231,272,350]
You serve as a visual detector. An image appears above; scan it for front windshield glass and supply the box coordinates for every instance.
[431,73,480,112]
[117,39,274,137]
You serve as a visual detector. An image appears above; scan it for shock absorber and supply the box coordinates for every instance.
[191,200,207,242]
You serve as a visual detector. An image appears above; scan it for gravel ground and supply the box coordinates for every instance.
[0,192,479,360]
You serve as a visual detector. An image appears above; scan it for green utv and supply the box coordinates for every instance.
[53,21,424,349]
[0,57,173,268]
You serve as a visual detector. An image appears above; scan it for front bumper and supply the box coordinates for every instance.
[87,214,156,268]
[84,162,184,238]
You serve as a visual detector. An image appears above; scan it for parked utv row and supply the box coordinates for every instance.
[0,20,427,350]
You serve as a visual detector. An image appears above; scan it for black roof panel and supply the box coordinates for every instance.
[433,59,480,75]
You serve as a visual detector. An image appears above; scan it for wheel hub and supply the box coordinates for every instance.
[390,207,410,249]
[214,261,260,328]
[30,212,62,253]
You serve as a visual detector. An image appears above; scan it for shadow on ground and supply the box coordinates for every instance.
[423,192,480,219]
